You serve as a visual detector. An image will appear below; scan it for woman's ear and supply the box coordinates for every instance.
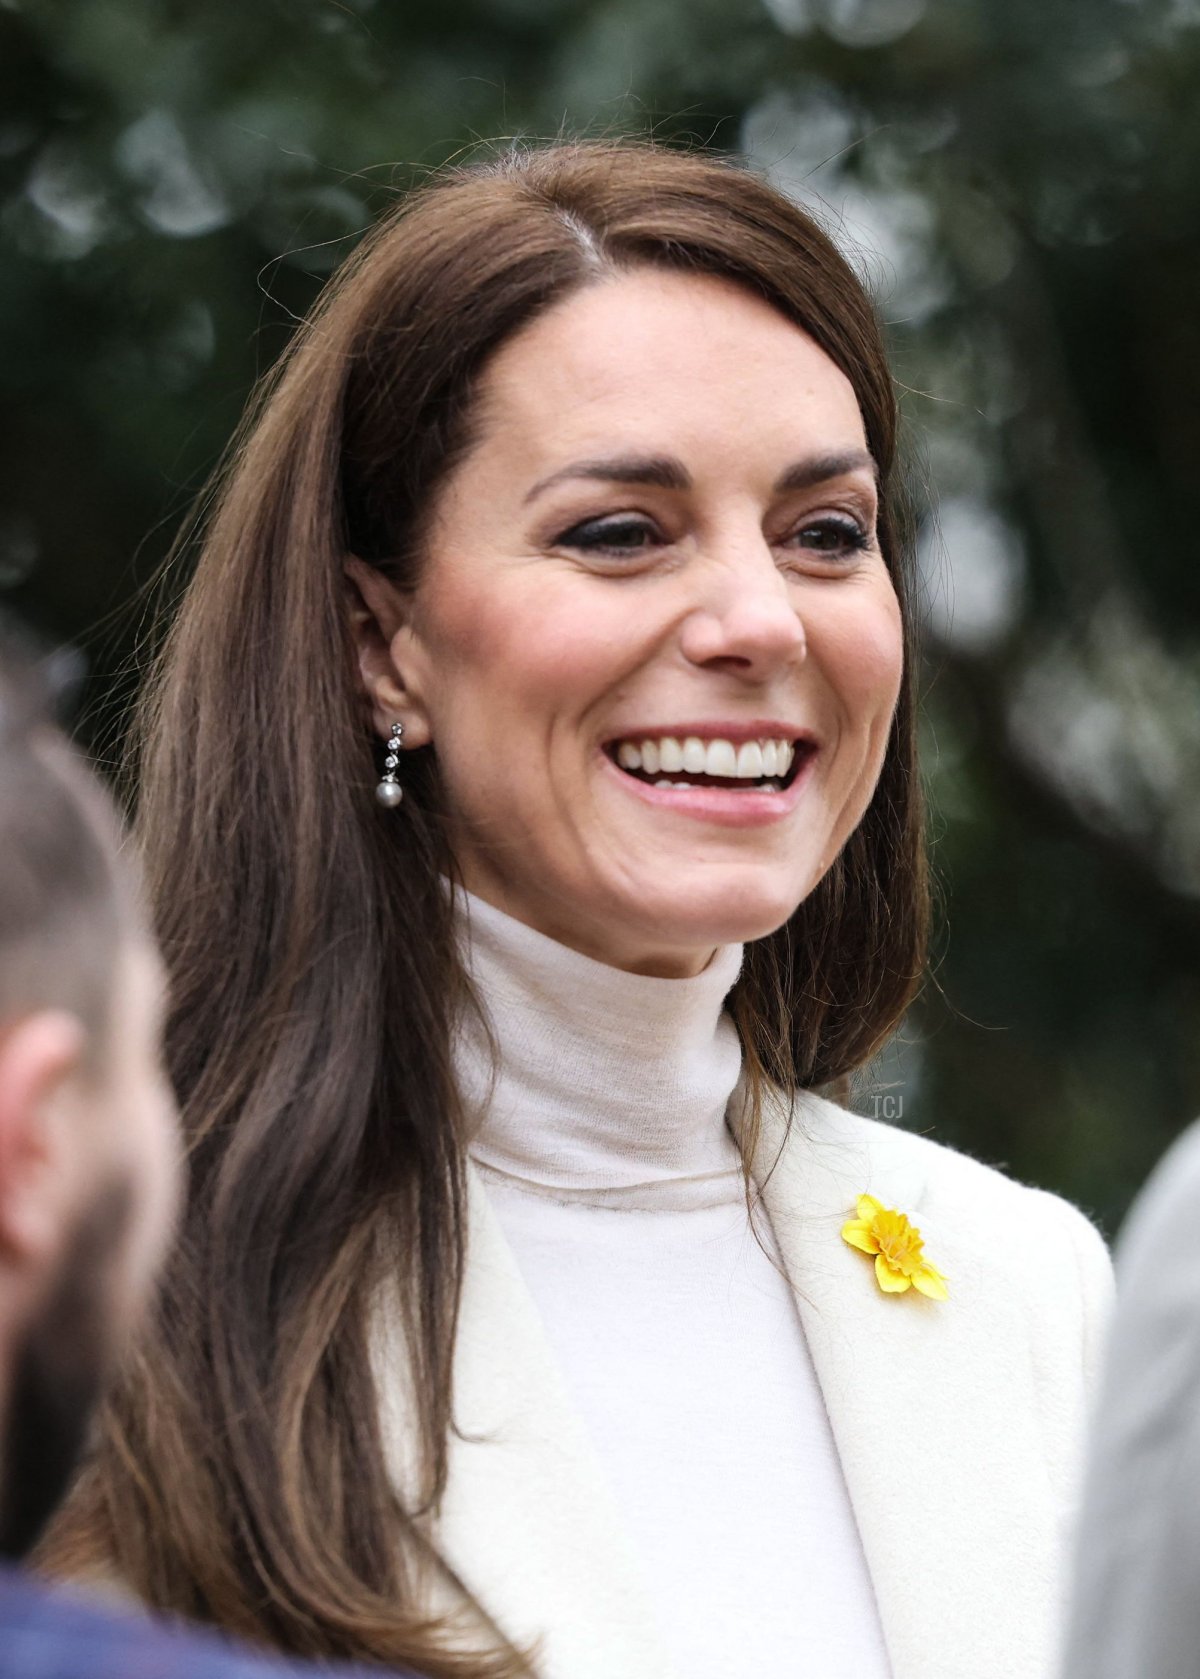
[343,557,434,747]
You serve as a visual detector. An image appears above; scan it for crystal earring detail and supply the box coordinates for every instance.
[375,721,404,808]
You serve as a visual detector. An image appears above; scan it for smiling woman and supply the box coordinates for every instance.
[41,143,1111,1679]
[348,269,902,974]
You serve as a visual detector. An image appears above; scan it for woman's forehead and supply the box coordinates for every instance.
[469,269,869,486]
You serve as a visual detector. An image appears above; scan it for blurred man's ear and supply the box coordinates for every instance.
[0,1012,87,1271]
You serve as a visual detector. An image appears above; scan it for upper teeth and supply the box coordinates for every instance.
[614,736,796,778]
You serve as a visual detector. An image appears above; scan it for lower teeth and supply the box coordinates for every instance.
[652,779,783,791]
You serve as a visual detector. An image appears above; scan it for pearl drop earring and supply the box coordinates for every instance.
[375,721,404,808]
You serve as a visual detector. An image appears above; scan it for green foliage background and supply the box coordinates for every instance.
[3,0,1197,1234]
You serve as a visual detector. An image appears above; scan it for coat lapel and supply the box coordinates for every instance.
[747,1086,1064,1679]
[375,1166,678,1679]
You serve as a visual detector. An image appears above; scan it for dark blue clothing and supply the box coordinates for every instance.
[0,1566,414,1679]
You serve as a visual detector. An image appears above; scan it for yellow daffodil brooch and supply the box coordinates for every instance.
[841,1194,949,1299]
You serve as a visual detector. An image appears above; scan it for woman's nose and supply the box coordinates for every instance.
[678,544,807,677]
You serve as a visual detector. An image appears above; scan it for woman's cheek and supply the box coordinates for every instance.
[820,588,904,721]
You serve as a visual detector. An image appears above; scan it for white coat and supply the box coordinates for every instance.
[375,1083,1113,1679]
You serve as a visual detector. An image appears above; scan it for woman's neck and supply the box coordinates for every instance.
[453,888,746,1199]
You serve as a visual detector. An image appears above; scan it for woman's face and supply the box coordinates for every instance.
[381,269,903,977]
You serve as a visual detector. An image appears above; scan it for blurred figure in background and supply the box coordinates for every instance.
[1062,1117,1200,1679]
[0,647,179,1569]
[0,642,420,1679]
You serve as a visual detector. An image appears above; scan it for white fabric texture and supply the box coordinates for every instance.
[454,890,891,1679]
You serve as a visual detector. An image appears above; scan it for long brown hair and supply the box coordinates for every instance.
[43,141,926,1673]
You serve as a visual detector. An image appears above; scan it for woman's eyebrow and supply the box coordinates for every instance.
[523,447,877,505]
[523,454,689,504]
[774,449,878,492]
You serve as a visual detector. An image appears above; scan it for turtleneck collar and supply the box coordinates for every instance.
[453,890,746,1207]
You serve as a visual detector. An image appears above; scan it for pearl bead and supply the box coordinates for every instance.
[375,779,404,809]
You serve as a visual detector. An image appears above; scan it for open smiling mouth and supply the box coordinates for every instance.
[605,734,811,793]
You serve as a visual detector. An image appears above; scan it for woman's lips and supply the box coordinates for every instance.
[600,741,818,827]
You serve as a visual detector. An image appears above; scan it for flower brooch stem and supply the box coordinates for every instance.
[841,1194,949,1300]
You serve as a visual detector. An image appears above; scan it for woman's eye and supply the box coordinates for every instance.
[554,515,661,556]
[788,515,872,560]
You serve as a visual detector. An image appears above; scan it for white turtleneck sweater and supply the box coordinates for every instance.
[455,891,892,1679]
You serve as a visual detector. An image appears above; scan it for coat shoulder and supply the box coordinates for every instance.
[794,1089,1114,1325]
[801,1088,1103,1225]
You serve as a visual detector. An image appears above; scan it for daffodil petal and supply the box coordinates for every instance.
[913,1265,949,1300]
[841,1219,879,1254]
[875,1254,912,1293]
[856,1193,883,1222]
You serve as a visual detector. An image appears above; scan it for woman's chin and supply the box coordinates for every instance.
[604,876,812,963]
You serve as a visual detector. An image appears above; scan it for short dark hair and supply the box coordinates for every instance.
[0,632,140,1069]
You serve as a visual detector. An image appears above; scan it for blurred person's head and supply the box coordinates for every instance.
[0,646,179,1563]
